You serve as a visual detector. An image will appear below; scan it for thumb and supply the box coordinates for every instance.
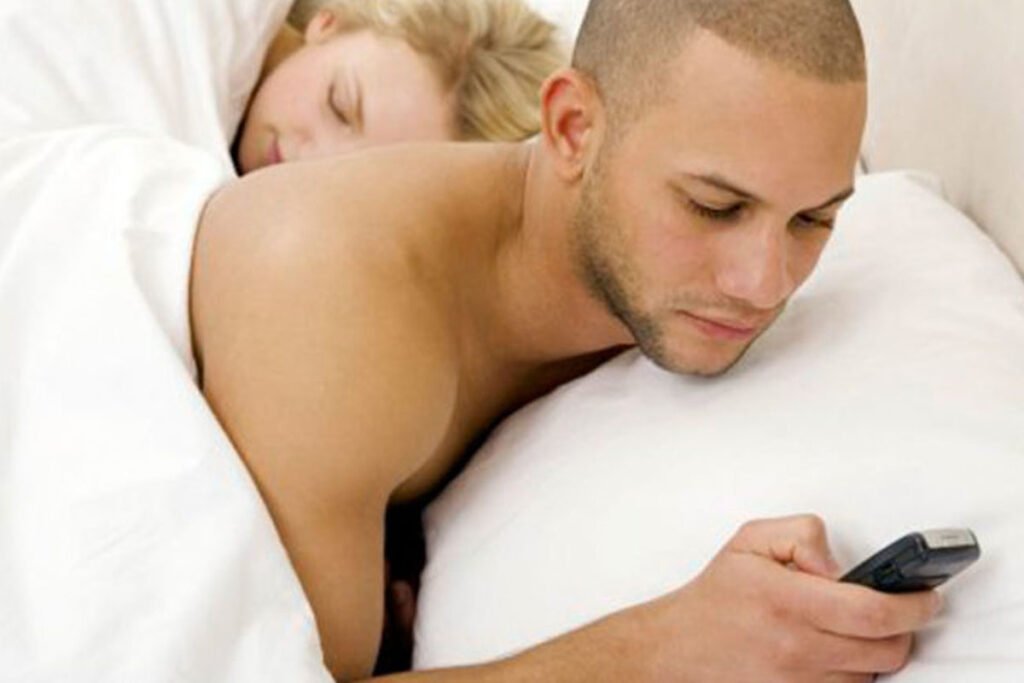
[728,515,842,579]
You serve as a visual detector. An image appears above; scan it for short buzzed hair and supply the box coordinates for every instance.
[573,0,865,121]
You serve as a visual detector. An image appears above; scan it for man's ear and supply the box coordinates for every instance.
[539,68,604,183]
[305,9,342,44]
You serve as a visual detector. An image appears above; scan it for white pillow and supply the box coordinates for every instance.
[0,0,290,158]
[851,0,1024,276]
[415,171,1024,682]
[527,0,588,42]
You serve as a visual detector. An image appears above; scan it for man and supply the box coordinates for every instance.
[190,0,942,680]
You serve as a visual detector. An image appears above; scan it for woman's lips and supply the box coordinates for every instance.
[678,310,760,342]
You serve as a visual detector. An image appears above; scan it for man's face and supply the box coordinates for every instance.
[573,30,867,376]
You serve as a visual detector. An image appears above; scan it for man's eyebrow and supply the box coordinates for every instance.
[687,173,762,202]
[684,173,855,212]
[807,186,856,212]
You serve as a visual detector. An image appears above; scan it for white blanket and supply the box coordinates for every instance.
[0,128,330,681]
[0,0,332,679]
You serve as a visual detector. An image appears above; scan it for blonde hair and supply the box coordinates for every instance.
[289,0,568,142]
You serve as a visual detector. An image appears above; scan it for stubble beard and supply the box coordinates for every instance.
[571,157,673,371]
[570,154,762,378]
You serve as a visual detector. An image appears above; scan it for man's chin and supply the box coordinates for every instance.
[642,338,754,377]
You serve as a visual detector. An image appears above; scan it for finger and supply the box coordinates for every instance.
[788,573,943,638]
[728,514,841,578]
[391,581,417,635]
[823,674,874,683]
[808,631,913,675]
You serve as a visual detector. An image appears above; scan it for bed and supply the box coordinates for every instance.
[413,1,1024,680]
[0,1,1020,681]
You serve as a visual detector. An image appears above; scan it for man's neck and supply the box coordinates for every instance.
[462,143,635,375]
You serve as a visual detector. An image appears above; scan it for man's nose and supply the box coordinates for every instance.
[714,220,795,311]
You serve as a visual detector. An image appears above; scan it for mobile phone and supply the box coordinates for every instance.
[840,529,980,593]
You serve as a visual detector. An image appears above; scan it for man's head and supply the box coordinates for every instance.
[543,0,867,376]
[237,0,566,173]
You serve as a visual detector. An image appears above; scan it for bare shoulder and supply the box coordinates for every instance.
[187,151,478,678]
[190,157,459,507]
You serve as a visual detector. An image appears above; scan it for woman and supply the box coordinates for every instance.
[234,0,567,174]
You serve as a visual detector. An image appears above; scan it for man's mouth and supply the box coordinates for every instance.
[677,310,762,341]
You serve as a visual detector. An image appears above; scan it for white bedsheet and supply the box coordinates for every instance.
[0,127,330,682]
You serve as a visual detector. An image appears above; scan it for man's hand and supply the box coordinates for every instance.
[374,504,426,675]
[375,564,419,675]
[372,515,943,683]
[638,515,943,682]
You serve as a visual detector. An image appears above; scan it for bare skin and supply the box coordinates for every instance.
[191,31,940,682]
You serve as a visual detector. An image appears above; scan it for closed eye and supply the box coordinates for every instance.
[793,213,836,230]
[687,200,744,223]
[328,84,349,125]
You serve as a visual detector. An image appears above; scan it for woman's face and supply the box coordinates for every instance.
[237,16,455,174]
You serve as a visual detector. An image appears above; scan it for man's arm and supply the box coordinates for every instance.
[369,607,653,682]
[369,517,942,683]
[192,170,459,681]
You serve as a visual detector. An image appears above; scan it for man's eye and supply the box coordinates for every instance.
[688,200,744,223]
[793,214,835,230]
